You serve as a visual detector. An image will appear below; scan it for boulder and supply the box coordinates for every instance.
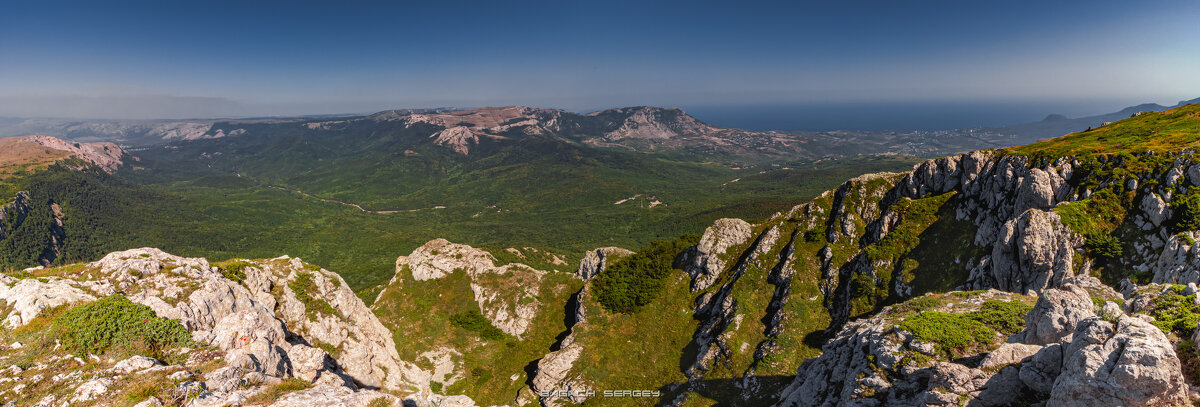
[1013,284,1096,345]
[0,277,95,328]
[1048,316,1190,406]
[979,209,1083,295]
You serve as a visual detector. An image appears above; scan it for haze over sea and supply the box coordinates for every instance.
[679,100,1156,132]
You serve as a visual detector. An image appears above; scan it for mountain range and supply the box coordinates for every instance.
[2,101,1200,406]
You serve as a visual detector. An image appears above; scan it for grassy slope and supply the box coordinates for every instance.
[1012,103,1200,157]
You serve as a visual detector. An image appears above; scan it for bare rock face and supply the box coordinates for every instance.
[682,218,754,292]
[396,238,547,337]
[266,384,402,407]
[974,209,1083,295]
[575,247,633,280]
[1048,316,1190,407]
[530,343,589,407]
[63,248,432,399]
[1152,231,1200,285]
[774,290,1031,407]
[431,126,480,155]
[24,135,126,173]
[0,275,95,328]
[1012,284,1096,346]
[1142,193,1172,227]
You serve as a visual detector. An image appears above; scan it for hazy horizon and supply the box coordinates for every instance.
[2,0,1198,125]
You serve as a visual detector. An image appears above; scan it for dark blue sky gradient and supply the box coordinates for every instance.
[0,0,1197,127]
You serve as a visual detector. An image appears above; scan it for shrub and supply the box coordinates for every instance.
[898,299,1033,357]
[289,271,337,317]
[449,309,507,340]
[969,300,1031,335]
[220,261,252,283]
[1084,232,1123,260]
[54,294,191,358]
[593,234,699,313]
[899,312,994,356]
[1171,192,1200,233]
[1148,287,1200,335]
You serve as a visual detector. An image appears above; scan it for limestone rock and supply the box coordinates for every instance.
[267,384,400,407]
[0,276,95,328]
[531,343,589,406]
[575,247,633,280]
[975,209,1082,295]
[71,377,113,402]
[979,343,1043,369]
[682,218,754,292]
[1142,193,1172,227]
[1048,316,1190,406]
[1014,284,1096,346]
[1152,231,1200,285]
[288,344,335,382]
[204,365,246,393]
[110,356,164,374]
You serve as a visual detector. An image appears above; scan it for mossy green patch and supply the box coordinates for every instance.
[289,271,338,317]
[450,309,508,340]
[898,299,1033,358]
[1147,286,1200,336]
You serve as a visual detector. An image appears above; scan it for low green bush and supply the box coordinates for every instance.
[593,234,699,314]
[1148,287,1200,335]
[53,294,191,358]
[220,261,251,283]
[289,271,337,316]
[898,299,1033,358]
[449,309,507,340]
[1172,192,1200,233]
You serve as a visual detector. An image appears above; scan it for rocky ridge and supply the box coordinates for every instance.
[0,248,463,406]
[390,238,547,337]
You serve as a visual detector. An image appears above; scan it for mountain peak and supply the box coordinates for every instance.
[0,135,126,173]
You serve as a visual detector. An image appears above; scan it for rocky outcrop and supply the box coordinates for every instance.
[681,218,754,292]
[776,280,1190,407]
[681,225,780,396]
[23,135,127,173]
[530,343,589,407]
[0,275,95,328]
[395,238,546,336]
[575,247,632,280]
[1152,231,1200,284]
[38,201,66,267]
[0,191,31,241]
[1047,316,1190,406]
[1013,283,1096,345]
[976,209,1083,295]
[775,290,1031,407]
[0,248,442,405]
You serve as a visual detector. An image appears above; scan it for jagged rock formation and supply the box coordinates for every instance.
[776,279,1190,407]
[681,218,754,292]
[394,238,546,337]
[974,209,1083,295]
[575,247,632,281]
[0,191,30,241]
[0,248,457,406]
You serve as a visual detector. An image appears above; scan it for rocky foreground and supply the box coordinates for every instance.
[0,248,469,407]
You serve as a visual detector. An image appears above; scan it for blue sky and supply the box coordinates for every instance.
[1,0,1198,122]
